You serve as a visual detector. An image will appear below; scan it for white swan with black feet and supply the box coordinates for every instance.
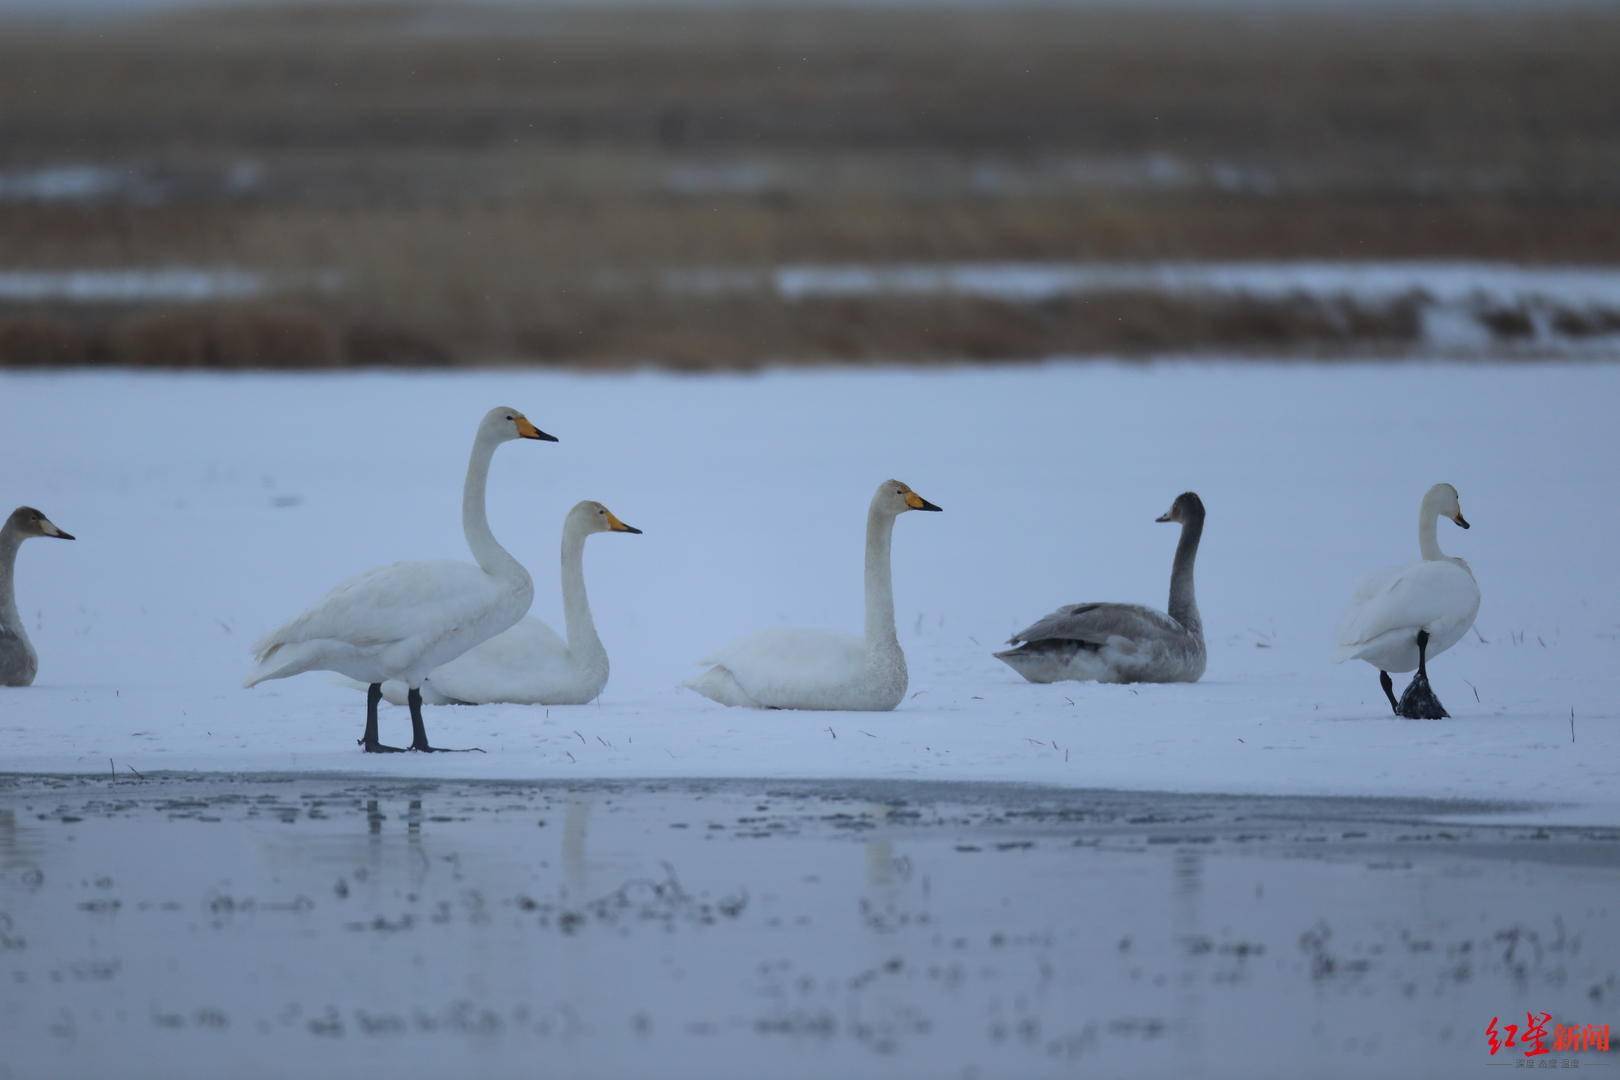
[244,406,555,751]
[995,492,1207,684]
[371,500,641,706]
[1,506,75,688]
[685,479,941,711]
[1335,482,1479,719]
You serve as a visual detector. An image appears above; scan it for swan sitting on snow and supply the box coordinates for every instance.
[685,479,941,711]
[1,506,75,687]
[1335,482,1479,719]
[369,500,641,706]
[994,492,1207,684]
[244,406,555,751]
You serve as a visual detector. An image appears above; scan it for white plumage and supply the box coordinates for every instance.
[1335,482,1480,718]
[248,558,530,689]
[1334,557,1479,672]
[370,500,641,706]
[244,405,554,750]
[687,626,883,710]
[685,479,941,712]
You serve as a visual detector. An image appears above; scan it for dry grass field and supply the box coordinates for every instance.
[2,2,1618,367]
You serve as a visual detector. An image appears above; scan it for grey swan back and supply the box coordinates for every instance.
[995,492,1206,685]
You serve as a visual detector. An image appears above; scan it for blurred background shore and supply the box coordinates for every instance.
[2,0,1618,369]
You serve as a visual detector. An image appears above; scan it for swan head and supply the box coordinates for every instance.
[1155,491,1204,525]
[482,405,557,444]
[5,506,74,541]
[1423,483,1469,529]
[876,479,942,516]
[572,500,642,536]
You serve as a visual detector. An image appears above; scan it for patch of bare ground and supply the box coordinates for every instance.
[1,2,1618,367]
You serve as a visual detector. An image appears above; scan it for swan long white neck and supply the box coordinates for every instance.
[559,515,607,673]
[1417,497,1446,561]
[462,427,526,582]
[1168,512,1203,633]
[0,522,26,646]
[863,501,899,653]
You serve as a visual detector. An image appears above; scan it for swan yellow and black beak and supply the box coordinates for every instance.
[903,491,942,512]
[41,517,74,541]
[515,415,558,442]
[605,510,642,534]
[1452,510,1470,529]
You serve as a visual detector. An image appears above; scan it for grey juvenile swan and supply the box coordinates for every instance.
[995,492,1206,684]
[1,506,76,687]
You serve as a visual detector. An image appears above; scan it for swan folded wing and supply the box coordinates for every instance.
[1335,560,1479,650]
[1007,603,1185,648]
[252,560,509,661]
[698,626,868,698]
[425,618,570,704]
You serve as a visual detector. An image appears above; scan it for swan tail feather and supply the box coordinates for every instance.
[683,665,760,708]
[242,640,328,689]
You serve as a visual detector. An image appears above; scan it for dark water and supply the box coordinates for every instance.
[1,774,1617,1079]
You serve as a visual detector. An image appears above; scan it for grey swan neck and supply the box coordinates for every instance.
[0,522,26,646]
[863,504,900,653]
[462,429,526,583]
[1167,511,1204,634]
[559,518,606,670]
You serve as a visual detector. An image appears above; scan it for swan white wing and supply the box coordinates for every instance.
[1335,559,1480,653]
[423,617,570,703]
[252,559,508,661]
[697,626,868,699]
[1008,602,1186,647]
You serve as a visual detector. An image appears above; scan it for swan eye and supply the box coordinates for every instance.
[504,414,514,421]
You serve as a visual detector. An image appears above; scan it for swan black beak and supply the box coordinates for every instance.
[51,528,75,540]
[523,428,559,442]
[1155,512,1174,523]
[1453,513,1470,529]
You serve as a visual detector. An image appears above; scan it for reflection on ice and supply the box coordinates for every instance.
[2,776,1616,1078]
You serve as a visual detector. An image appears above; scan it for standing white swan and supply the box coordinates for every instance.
[1335,482,1479,719]
[370,500,642,706]
[244,406,555,751]
[684,479,942,711]
[995,492,1207,684]
[1,506,75,687]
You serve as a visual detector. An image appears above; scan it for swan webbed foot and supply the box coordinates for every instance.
[1395,629,1449,719]
[1396,673,1449,719]
[406,685,487,753]
[1378,670,1399,715]
[359,736,408,753]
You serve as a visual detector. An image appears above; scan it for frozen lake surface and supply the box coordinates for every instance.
[2,362,1617,822]
[3,773,1616,1079]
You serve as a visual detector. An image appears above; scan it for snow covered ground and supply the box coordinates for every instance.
[1,361,1616,823]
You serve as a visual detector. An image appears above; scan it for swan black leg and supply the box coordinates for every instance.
[1396,630,1449,719]
[358,682,406,753]
[408,686,484,753]
[1379,671,1399,715]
